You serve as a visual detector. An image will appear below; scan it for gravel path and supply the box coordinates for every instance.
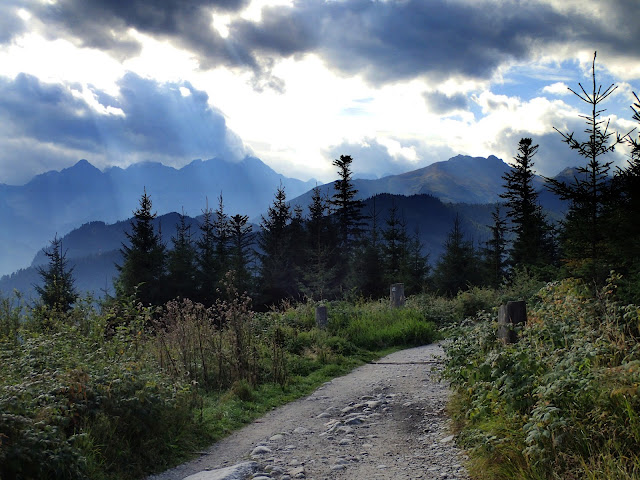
[149,343,469,480]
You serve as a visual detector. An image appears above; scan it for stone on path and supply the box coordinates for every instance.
[182,461,259,480]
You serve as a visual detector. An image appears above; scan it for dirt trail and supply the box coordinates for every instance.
[149,343,469,480]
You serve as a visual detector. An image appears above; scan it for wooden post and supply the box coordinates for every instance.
[390,283,405,308]
[315,305,328,329]
[497,301,527,344]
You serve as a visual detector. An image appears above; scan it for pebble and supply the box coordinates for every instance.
[251,446,272,456]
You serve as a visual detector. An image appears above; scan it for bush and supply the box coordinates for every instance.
[0,321,198,480]
[445,274,640,479]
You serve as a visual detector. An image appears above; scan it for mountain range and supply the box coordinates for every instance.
[0,156,316,276]
[289,154,566,215]
[0,153,571,299]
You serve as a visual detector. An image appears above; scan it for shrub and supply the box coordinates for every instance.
[445,274,640,479]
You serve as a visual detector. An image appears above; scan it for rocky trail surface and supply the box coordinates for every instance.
[149,343,470,480]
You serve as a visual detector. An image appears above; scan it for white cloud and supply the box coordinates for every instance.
[543,82,570,95]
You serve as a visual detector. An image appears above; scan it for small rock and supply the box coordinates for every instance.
[330,465,346,471]
[251,446,272,456]
[440,435,455,444]
[183,461,259,480]
[288,466,305,477]
[345,417,363,425]
[293,427,309,434]
[269,434,284,441]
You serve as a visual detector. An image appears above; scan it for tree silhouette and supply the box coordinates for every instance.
[196,199,217,305]
[481,204,508,288]
[257,183,295,306]
[501,138,554,271]
[166,211,197,300]
[545,52,628,285]
[117,189,166,306]
[432,214,481,296]
[35,235,77,312]
[330,155,365,249]
[302,186,339,300]
[228,213,254,296]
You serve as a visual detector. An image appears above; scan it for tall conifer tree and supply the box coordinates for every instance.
[257,184,295,306]
[195,199,218,305]
[228,213,255,295]
[432,214,481,296]
[330,155,365,249]
[117,189,166,306]
[35,235,77,312]
[500,138,554,272]
[166,211,196,300]
[302,187,338,300]
[546,52,627,285]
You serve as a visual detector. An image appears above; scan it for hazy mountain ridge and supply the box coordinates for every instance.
[0,156,315,276]
[290,154,566,213]
[0,193,493,300]
[0,152,571,287]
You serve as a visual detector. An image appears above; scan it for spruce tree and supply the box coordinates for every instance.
[257,184,295,306]
[301,187,339,300]
[166,211,197,300]
[610,92,640,295]
[350,195,383,298]
[228,213,255,295]
[381,202,409,285]
[432,214,481,296]
[330,155,365,249]
[329,154,366,292]
[117,189,166,306]
[213,194,230,279]
[545,52,626,285]
[405,227,429,294]
[481,204,508,288]
[196,200,217,305]
[35,235,77,312]
[500,138,554,271]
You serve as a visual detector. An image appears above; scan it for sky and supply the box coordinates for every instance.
[1,0,639,185]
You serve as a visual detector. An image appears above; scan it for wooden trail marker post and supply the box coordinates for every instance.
[498,301,527,344]
[390,283,405,308]
[315,305,328,329]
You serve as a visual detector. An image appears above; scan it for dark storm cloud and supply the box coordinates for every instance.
[36,0,255,67]
[423,91,469,114]
[0,73,244,184]
[22,0,640,88]
[229,0,573,84]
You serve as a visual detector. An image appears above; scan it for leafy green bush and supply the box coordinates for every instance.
[0,318,199,480]
[445,274,640,479]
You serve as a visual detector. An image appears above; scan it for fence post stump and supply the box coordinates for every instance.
[390,283,405,308]
[315,305,328,329]
[497,300,527,344]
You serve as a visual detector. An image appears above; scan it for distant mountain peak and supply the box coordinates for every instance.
[66,159,102,174]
